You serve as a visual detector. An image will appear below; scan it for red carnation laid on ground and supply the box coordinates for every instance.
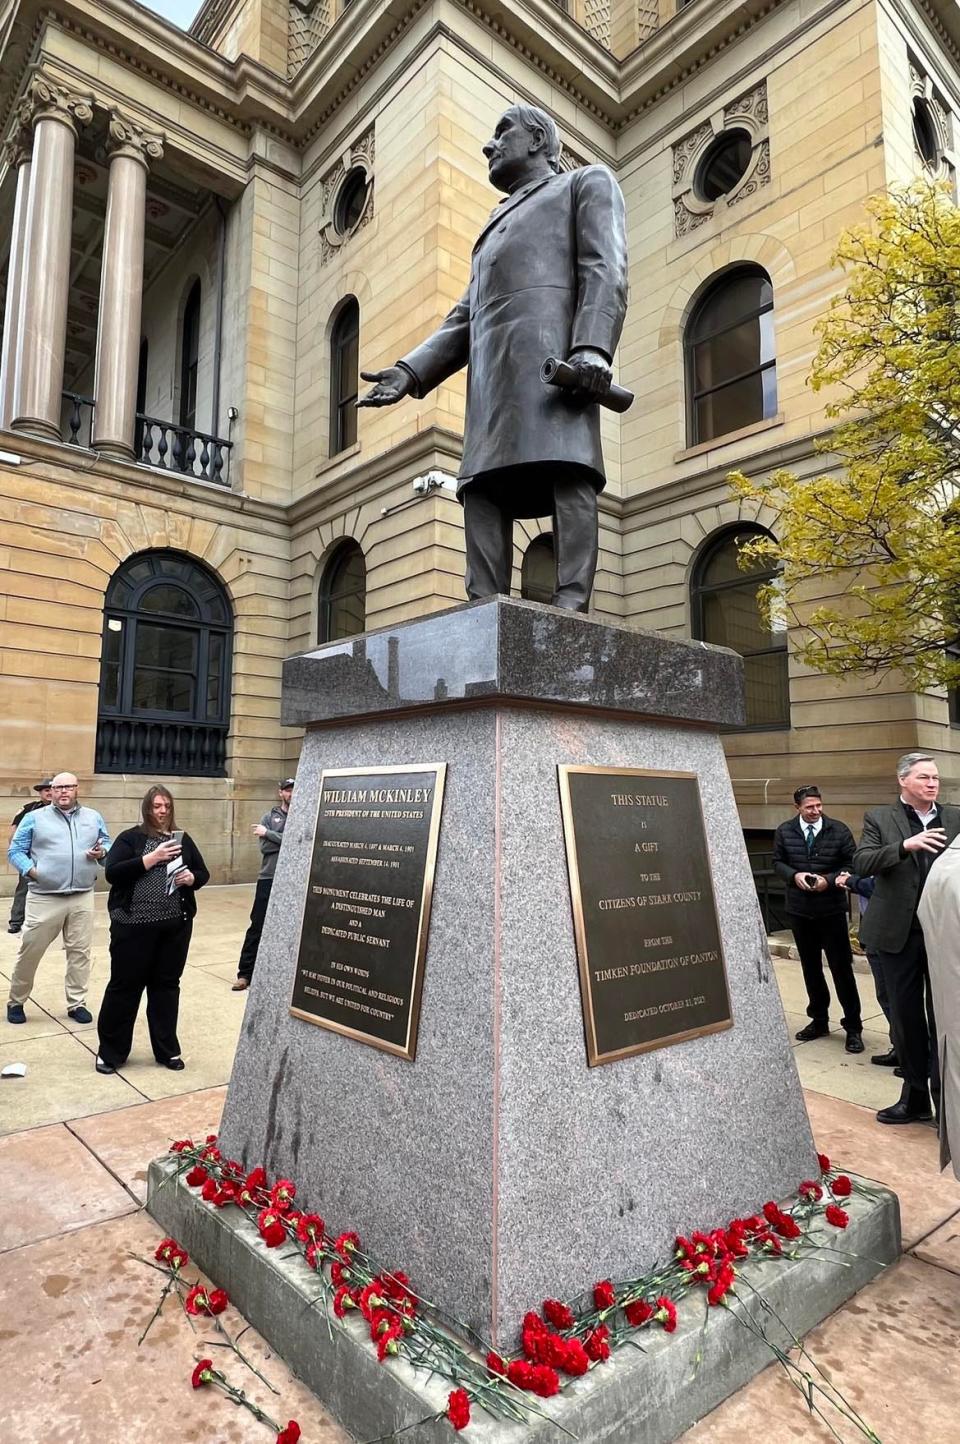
[191,1359,213,1389]
[276,1423,301,1444]
[593,1279,616,1310]
[543,1297,575,1330]
[831,1175,852,1197]
[825,1204,849,1229]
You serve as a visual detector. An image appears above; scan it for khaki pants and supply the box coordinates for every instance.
[8,890,96,1009]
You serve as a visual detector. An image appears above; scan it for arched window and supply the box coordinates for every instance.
[180,281,201,431]
[330,297,359,454]
[318,541,366,643]
[691,526,789,729]
[96,550,233,776]
[685,266,777,446]
[521,534,556,605]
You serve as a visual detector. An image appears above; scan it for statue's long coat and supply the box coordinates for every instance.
[917,840,960,1180]
[399,165,628,518]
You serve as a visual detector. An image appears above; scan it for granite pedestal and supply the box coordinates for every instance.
[195,599,826,1350]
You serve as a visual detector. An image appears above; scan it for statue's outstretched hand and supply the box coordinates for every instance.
[566,348,612,399]
[357,366,415,408]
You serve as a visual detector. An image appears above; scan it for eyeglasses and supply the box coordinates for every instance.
[52,785,78,792]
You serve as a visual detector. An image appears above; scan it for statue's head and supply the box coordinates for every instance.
[482,104,562,192]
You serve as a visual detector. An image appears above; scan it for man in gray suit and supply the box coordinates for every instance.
[853,752,960,1124]
[359,104,628,612]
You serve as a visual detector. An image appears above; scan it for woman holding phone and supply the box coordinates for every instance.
[95,785,209,1074]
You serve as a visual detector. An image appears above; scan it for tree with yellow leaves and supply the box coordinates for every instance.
[730,182,960,689]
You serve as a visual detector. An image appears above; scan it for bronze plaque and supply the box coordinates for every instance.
[290,764,446,1060]
[558,766,732,1066]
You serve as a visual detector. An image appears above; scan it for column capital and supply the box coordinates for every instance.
[13,69,94,137]
[106,111,165,168]
[1,133,31,171]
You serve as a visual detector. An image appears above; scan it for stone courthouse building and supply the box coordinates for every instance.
[0,0,958,898]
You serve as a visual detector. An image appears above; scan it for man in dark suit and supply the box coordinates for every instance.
[359,103,628,612]
[773,786,862,1051]
[854,752,960,1124]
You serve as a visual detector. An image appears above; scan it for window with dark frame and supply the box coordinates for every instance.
[330,297,360,454]
[318,540,366,644]
[179,281,201,431]
[691,526,789,730]
[685,266,777,446]
[96,550,233,777]
[520,534,557,605]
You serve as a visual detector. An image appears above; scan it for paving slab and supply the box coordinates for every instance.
[912,1212,960,1278]
[0,961,100,1035]
[69,1087,227,1202]
[0,1122,137,1251]
[110,966,247,1101]
[804,1090,960,1248]
[681,1253,960,1443]
[0,1210,349,1444]
[0,1031,145,1134]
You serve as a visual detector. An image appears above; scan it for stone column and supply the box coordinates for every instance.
[0,139,32,430]
[10,73,93,441]
[91,113,163,459]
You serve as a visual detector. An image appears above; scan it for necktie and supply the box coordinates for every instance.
[805,826,815,855]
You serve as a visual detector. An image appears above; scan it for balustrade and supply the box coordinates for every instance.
[137,413,232,485]
[95,715,227,777]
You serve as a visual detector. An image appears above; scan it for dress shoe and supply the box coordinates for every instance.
[67,1005,93,1024]
[6,1002,26,1024]
[158,1057,186,1071]
[7,923,21,933]
[95,1056,116,1075]
[894,1067,903,1078]
[231,978,250,992]
[844,1031,865,1054]
[876,1096,933,1125]
[795,1021,830,1042]
[871,1048,898,1067]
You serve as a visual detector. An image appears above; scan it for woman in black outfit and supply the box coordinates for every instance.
[95,785,208,1075]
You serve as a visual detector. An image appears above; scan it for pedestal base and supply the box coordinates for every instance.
[147,1157,900,1444]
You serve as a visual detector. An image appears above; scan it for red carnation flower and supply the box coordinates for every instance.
[154,1238,188,1268]
[774,1214,801,1240]
[201,1178,219,1203]
[185,1165,208,1188]
[257,1207,286,1248]
[817,1152,831,1174]
[831,1175,852,1198]
[543,1297,575,1330]
[625,1299,654,1327]
[221,1159,244,1180]
[296,1212,325,1244]
[276,1423,301,1444]
[762,1201,781,1225]
[557,1337,589,1375]
[271,1178,297,1211]
[208,1288,229,1315]
[825,1204,849,1229]
[507,1359,533,1390]
[214,1182,238,1208]
[447,1388,471,1431]
[246,1165,267,1192]
[593,1279,616,1311]
[530,1364,561,1397]
[763,1235,783,1255]
[655,1297,677,1333]
[359,1282,385,1319]
[191,1359,213,1389]
[585,1324,611,1362]
[305,1242,321,1272]
[376,1320,403,1361]
[335,1231,360,1259]
[170,1139,194,1153]
[333,1285,356,1318]
[487,1352,507,1376]
[798,1180,823,1203]
[330,1261,351,1286]
[200,1144,221,1163]
[185,1285,211,1316]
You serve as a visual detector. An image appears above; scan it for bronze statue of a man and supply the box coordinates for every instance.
[358,104,628,612]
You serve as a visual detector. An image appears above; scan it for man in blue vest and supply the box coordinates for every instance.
[773,785,862,1052]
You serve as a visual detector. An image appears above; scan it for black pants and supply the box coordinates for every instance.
[865,951,891,1031]
[789,911,862,1031]
[462,475,598,611]
[97,921,192,1067]
[237,877,272,981]
[875,931,939,1104]
[8,872,28,928]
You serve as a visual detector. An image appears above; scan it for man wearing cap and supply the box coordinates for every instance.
[7,780,53,933]
[232,779,294,991]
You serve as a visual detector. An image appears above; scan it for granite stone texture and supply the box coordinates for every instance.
[216,692,818,1347]
[280,597,746,730]
[148,1155,900,1444]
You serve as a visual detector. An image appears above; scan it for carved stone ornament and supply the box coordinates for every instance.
[106,111,165,167]
[908,54,954,183]
[319,125,375,266]
[559,143,587,172]
[12,70,94,136]
[671,80,771,239]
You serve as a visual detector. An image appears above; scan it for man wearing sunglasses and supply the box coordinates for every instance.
[6,772,110,1025]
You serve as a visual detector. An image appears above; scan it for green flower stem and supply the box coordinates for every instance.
[195,1359,283,1433]
[205,1309,280,1395]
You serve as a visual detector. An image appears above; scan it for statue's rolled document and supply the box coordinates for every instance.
[540,356,634,414]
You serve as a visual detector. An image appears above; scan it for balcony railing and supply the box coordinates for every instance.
[63,392,95,447]
[95,716,228,777]
[137,414,232,485]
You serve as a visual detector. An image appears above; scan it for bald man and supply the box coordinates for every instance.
[6,772,110,1025]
